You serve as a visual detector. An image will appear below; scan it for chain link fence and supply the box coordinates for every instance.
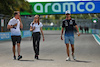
[0,15,100,32]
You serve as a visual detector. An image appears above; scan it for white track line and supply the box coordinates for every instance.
[92,34,100,45]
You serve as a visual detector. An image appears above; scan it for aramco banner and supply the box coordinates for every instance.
[20,1,100,15]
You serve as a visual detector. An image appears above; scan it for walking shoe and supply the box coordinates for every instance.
[13,56,16,60]
[17,55,22,60]
[66,57,70,61]
[72,54,76,60]
[35,55,39,60]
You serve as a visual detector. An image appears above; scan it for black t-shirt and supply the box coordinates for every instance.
[62,19,77,36]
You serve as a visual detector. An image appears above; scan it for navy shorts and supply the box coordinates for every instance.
[11,36,21,45]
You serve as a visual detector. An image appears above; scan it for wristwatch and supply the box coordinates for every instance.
[11,25,16,29]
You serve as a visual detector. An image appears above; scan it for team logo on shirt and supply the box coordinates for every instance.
[65,21,68,26]
[69,20,73,25]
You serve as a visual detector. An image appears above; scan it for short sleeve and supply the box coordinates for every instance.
[62,21,65,28]
[73,20,77,26]
[8,20,12,25]
[8,19,18,25]
[30,22,33,27]
[40,22,43,27]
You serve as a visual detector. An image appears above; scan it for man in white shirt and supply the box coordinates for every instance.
[7,11,23,60]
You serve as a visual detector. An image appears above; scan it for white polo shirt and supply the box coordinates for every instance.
[8,17,21,36]
[30,22,43,32]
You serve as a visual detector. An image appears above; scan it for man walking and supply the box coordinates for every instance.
[7,11,23,60]
[61,10,80,61]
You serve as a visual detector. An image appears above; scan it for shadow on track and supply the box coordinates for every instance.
[19,60,34,62]
[38,59,54,61]
[70,59,92,63]
[19,59,54,62]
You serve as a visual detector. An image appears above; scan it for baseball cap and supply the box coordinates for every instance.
[65,10,71,14]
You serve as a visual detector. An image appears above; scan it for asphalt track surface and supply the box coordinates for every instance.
[0,31,100,67]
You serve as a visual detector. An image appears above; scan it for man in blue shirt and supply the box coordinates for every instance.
[61,10,80,61]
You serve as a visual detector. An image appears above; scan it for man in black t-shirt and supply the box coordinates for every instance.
[61,10,80,61]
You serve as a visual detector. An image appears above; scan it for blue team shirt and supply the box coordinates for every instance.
[62,19,77,37]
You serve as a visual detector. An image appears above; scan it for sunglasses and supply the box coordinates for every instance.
[66,14,70,15]
[34,17,38,19]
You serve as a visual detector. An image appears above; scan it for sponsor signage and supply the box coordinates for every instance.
[20,1,100,15]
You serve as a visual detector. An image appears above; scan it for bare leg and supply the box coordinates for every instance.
[71,44,74,55]
[13,45,16,56]
[71,44,76,60]
[17,43,20,56]
[66,44,70,57]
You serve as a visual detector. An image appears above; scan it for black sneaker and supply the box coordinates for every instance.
[35,55,39,60]
[17,55,22,60]
[14,56,16,60]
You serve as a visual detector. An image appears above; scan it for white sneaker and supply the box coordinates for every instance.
[72,54,76,60]
[66,57,70,61]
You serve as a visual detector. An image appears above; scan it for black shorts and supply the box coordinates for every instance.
[11,36,21,45]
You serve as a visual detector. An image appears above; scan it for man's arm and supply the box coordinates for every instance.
[7,25,13,29]
[61,20,65,40]
[19,17,23,29]
[7,23,17,29]
[75,25,80,36]
[75,25,79,32]
[61,27,64,40]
